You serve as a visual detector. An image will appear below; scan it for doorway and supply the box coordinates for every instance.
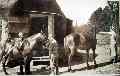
[30,15,48,37]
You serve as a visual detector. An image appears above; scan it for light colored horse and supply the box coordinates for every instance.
[64,25,97,71]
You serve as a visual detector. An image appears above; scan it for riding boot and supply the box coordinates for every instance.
[19,65,24,75]
[2,55,9,75]
[25,57,31,74]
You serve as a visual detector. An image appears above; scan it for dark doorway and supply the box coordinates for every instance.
[30,16,49,57]
[30,16,48,36]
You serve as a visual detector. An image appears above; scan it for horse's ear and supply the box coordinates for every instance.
[40,30,42,34]
[40,30,43,34]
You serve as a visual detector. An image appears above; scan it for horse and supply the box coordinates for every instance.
[64,25,97,72]
[1,32,47,75]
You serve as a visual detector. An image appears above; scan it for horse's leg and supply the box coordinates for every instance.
[68,48,74,72]
[68,54,72,72]
[54,57,59,75]
[114,43,118,63]
[0,50,6,63]
[92,48,96,66]
[19,65,24,74]
[24,56,31,74]
[49,53,59,75]
[2,55,9,75]
[86,50,89,69]
[50,54,54,74]
[92,48,97,69]
[55,65,58,75]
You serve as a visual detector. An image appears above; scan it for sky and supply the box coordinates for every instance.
[56,0,108,26]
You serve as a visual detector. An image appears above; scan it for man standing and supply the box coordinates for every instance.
[15,32,24,49]
[110,29,118,63]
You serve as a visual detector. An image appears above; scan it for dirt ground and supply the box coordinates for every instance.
[0,47,120,76]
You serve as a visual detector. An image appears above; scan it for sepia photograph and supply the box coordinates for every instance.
[0,0,119,76]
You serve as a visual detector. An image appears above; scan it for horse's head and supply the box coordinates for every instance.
[40,30,48,39]
[44,35,58,51]
[29,32,48,49]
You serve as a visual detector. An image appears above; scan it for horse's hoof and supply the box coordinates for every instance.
[53,71,59,75]
[113,59,118,63]
[110,57,118,63]
[54,70,59,75]
[17,72,24,75]
[87,68,90,70]
[55,72,59,75]
[87,66,91,70]
[5,72,9,75]
[25,72,32,75]
[68,69,72,72]
[93,64,97,68]
[41,67,46,71]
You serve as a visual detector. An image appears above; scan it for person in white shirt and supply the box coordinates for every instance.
[110,29,118,63]
[15,32,24,50]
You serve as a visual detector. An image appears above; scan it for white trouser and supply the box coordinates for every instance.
[110,42,116,57]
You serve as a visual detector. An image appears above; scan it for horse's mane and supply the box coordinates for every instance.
[26,33,44,41]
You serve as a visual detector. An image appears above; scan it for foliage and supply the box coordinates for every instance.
[89,6,112,32]
[108,1,119,33]
[89,1,119,33]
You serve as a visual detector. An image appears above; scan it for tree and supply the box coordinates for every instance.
[89,5,114,32]
[108,1,120,45]
[102,6,112,32]
[89,7,105,33]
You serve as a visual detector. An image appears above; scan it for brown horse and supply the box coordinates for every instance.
[1,33,47,75]
[64,25,97,72]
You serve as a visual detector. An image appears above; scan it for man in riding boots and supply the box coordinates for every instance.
[47,35,59,74]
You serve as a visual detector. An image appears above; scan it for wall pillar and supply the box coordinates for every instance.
[48,15,54,38]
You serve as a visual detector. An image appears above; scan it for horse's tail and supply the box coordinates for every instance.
[64,37,69,56]
[0,51,3,63]
[0,46,6,64]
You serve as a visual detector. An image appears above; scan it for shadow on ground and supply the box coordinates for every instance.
[31,68,51,75]
[1,52,118,75]
[16,67,51,75]
[59,61,114,75]
[29,52,109,75]
[60,52,98,67]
